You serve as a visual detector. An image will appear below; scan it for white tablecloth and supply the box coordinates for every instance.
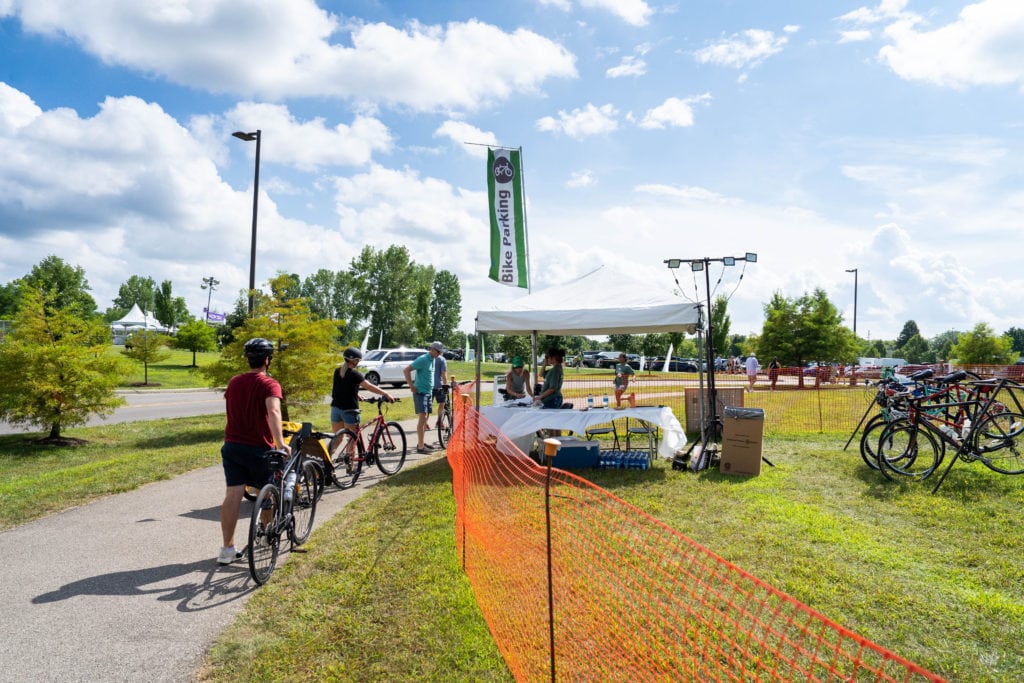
[479,405,686,459]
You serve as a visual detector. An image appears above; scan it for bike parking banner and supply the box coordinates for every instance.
[487,147,529,289]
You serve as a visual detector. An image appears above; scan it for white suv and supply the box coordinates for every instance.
[359,348,428,387]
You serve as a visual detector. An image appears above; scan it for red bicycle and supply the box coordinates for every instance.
[328,397,407,488]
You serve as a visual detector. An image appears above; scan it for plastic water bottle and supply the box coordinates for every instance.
[587,394,594,409]
[602,394,609,408]
[961,418,972,440]
[283,470,296,503]
[939,424,959,443]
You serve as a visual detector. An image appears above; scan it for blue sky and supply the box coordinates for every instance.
[1,0,1022,342]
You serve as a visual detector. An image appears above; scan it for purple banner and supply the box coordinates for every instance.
[206,311,226,323]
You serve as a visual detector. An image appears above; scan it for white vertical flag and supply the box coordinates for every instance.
[487,148,528,288]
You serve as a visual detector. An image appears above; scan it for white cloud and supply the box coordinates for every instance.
[1,3,577,111]
[838,30,873,43]
[536,103,618,139]
[433,120,497,159]
[223,103,392,172]
[536,0,572,10]
[566,170,596,188]
[837,0,913,26]
[694,29,790,69]
[877,0,1024,89]
[580,0,653,27]
[638,94,712,129]
[606,55,647,78]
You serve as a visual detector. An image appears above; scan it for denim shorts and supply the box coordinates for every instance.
[221,441,274,488]
[541,394,563,409]
[413,391,433,415]
[330,406,361,426]
[432,387,447,404]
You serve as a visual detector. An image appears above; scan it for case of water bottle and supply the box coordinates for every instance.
[597,450,650,470]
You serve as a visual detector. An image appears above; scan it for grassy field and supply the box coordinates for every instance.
[3,366,1022,680]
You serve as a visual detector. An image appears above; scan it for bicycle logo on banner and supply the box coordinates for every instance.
[492,156,515,183]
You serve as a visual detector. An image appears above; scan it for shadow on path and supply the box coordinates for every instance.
[32,558,255,612]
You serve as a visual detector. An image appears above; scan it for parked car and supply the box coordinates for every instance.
[595,351,624,369]
[647,356,699,372]
[359,347,427,386]
[442,349,463,361]
[580,350,603,368]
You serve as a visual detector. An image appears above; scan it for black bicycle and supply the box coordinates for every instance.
[246,446,320,585]
[328,397,407,489]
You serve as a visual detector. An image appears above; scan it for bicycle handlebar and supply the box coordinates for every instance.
[361,396,399,404]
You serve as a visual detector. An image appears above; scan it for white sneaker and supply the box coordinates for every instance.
[217,547,239,565]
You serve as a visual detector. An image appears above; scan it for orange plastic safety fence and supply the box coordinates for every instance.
[447,387,945,683]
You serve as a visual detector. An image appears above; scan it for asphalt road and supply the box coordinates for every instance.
[0,415,440,683]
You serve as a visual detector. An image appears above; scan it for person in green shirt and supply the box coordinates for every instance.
[404,341,444,453]
[613,353,636,408]
[535,347,565,409]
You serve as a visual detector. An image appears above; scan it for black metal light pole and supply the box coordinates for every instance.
[845,268,858,338]
[232,129,261,314]
[665,253,757,470]
[201,276,219,325]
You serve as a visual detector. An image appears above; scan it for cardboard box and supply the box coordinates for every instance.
[551,438,600,469]
[684,388,744,433]
[720,407,764,476]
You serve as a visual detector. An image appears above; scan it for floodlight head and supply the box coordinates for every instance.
[665,259,683,269]
[232,131,258,141]
[690,261,703,272]
[745,252,757,263]
[723,257,735,266]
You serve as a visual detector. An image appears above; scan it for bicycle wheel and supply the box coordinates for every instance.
[858,414,886,470]
[437,404,453,449]
[375,421,407,475]
[329,429,362,489]
[877,421,942,481]
[248,484,281,586]
[971,411,1024,474]
[289,461,319,545]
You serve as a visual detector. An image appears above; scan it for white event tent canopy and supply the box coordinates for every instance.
[110,303,167,340]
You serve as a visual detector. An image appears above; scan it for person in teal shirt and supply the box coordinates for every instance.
[404,342,443,453]
[535,347,565,409]
[613,353,635,407]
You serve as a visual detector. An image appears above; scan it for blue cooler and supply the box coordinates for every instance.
[551,437,600,469]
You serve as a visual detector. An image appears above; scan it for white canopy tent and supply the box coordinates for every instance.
[474,266,701,403]
[476,266,700,336]
[110,303,167,341]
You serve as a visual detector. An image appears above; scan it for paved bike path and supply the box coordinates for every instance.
[0,418,442,683]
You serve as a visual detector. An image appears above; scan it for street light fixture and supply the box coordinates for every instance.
[232,129,261,314]
[665,252,758,471]
[845,268,858,338]
[201,276,220,325]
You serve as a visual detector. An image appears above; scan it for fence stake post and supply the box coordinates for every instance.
[543,437,561,683]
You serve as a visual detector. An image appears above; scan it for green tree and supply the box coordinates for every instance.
[0,287,127,441]
[929,330,960,362]
[113,275,156,314]
[411,265,435,343]
[172,319,219,366]
[349,245,421,347]
[607,334,639,354]
[301,268,353,322]
[153,280,189,329]
[21,255,97,319]
[950,323,1016,365]
[899,334,929,363]
[202,274,339,420]
[758,288,858,386]
[1005,327,1024,355]
[430,270,462,344]
[710,295,731,361]
[865,339,887,357]
[894,320,920,350]
[0,280,20,319]
[122,331,171,385]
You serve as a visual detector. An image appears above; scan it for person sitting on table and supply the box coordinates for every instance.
[534,348,564,409]
[613,353,636,408]
[504,356,533,400]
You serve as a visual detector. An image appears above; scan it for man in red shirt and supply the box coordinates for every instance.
[217,338,290,565]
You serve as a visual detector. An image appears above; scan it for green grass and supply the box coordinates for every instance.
[111,346,221,388]
[4,374,1023,680]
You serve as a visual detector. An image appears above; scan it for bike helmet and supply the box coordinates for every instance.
[243,337,274,360]
[343,347,363,361]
